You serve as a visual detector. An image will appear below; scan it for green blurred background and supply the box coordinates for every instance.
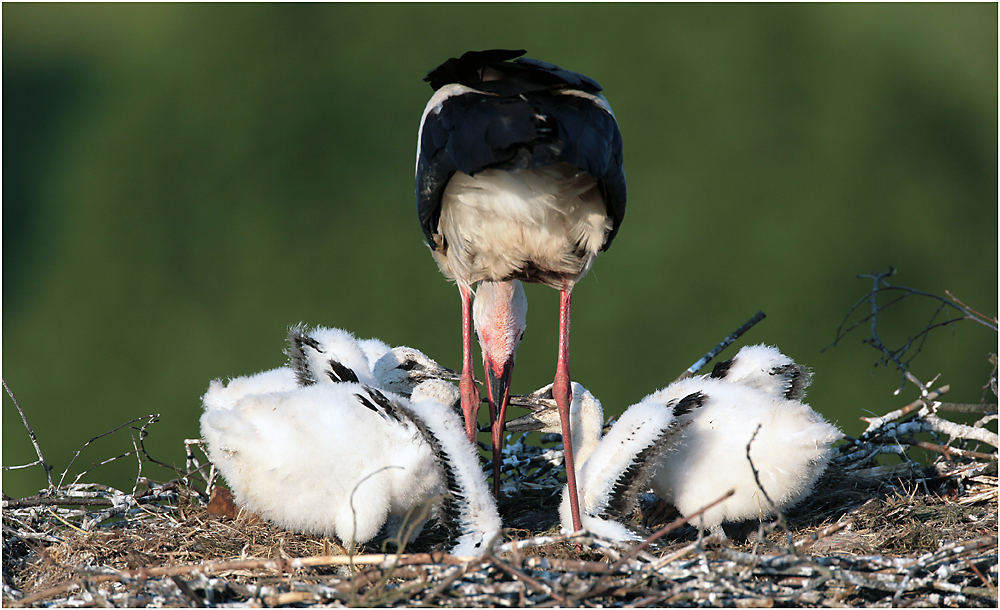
[4,3,997,499]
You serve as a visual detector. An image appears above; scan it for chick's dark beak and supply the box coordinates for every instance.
[505,411,548,433]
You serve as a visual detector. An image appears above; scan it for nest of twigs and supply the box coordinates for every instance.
[3,401,997,608]
[3,272,998,607]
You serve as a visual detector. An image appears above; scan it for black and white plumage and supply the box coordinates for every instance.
[286,324,380,386]
[415,49,626,533]
[416,49,626,283]
[710,343,813,401]
[200,376,501,556]
[505,346,841,539]
[649,345,841,533]
[507,383,704,542]
[287,324,459,396]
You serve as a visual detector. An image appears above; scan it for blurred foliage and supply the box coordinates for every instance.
[3,3,996,499]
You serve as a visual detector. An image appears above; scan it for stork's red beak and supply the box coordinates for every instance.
[484,355,514,421]
[483,353,515,496]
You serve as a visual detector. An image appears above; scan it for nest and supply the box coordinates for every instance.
[3,404,997,608]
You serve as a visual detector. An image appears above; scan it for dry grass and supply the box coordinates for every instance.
[3,415,997,608]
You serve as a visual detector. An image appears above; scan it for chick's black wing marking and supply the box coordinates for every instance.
[599,392,705,521]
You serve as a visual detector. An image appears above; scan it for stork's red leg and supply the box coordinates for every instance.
[459,285,479,443]
[554,286,583,532]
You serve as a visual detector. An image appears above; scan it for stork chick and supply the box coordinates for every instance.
[506,354,841,538]
[507,383,705,541]
[200,377,501,556]
[287,324,459,395]
[647,376,842,533]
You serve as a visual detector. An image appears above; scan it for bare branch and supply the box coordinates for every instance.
[3,377,53,488]
[58,415,149,488]
[675,310,766,382]
[860,385,950,435]
[945,289,999,329]
[922,412,999,449]
[824,268,998,394]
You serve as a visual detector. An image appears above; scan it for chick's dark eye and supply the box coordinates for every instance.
[400,359,419,371]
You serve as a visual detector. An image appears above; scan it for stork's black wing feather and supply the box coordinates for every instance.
[424,49,604,95]
[424,49,527,91]
[416,50,625,251]
[771,363,811,400]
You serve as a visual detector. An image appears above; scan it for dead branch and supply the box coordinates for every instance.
[860,384,950,434]
[676,310,767,381]
[746,424,793,545]
[3,377,53,488]
[936,401,999,414]
[922,412,999,448]
[910,441,998,462]
[57,415,155,488]
[826,267,997,394]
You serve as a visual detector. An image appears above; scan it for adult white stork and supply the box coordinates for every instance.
[415,49,626,532]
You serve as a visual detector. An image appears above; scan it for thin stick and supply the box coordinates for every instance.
[3,377,53,488]
[676,310,766,382]
[486,552,565,605]
[58,415,150,488]
[963,558,997,596]
[575,489,736,603]
[859,385,949,435]
[746,424,793,548]
[935,401,998,414]
[618,488,736,562]
[945,289,998,328]
[910,441,998,462]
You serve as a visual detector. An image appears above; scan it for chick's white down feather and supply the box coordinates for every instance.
[201,380,442,547]
[201,367,299,412]
[511,345,841,538]
[201,326,499,555]
[558,384,688,541]
[648,379,842,531]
